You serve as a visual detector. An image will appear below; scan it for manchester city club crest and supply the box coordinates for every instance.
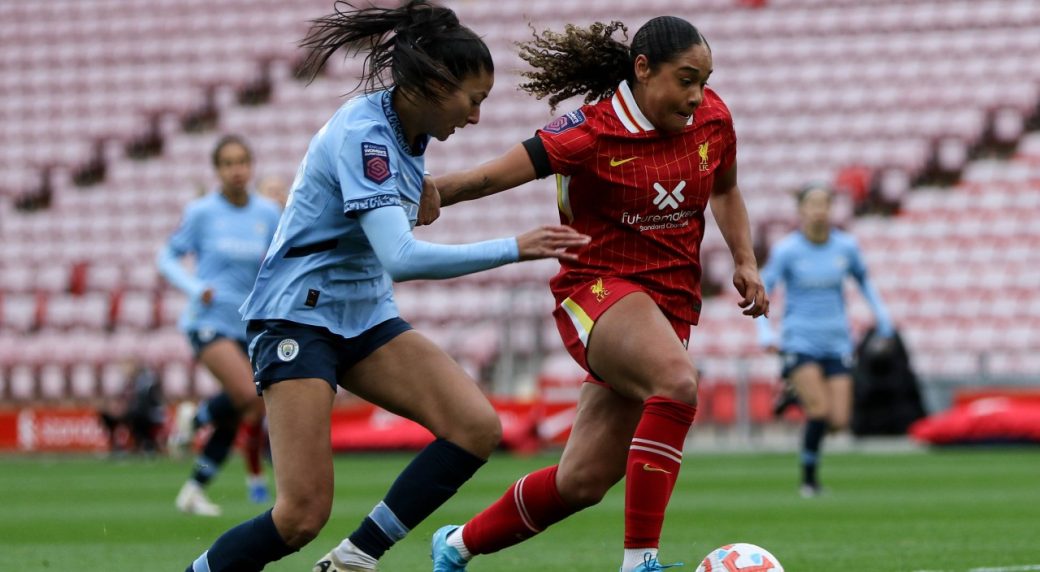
[277,338,300,362]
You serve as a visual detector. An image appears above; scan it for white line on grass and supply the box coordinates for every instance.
[913,566,1040,572]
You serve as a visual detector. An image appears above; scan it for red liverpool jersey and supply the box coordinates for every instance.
[538,81,737,325]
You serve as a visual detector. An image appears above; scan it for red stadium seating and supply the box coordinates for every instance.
[1,0,1038,403]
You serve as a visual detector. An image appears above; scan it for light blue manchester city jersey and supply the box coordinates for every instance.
[755,229,892,357]
[162,191,281,340]
[241,90,428,338]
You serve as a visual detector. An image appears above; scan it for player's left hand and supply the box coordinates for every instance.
[733,263,768,318]
[417,175,441,226]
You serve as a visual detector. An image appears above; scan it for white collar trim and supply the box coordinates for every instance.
[611,81,656,133]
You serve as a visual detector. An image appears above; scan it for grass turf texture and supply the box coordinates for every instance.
[1,449,1038,571]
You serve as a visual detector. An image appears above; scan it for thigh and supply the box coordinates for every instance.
[789,362,828,419]
[198,338,260,410]
[265,378,336,515]
[585,292,697,403]
[826,374,853,429]
[341,330,497,444]
[556,383,642,503]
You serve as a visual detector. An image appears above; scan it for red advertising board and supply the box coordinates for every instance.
[0,408,108,452]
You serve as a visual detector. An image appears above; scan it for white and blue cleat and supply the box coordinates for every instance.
[431,525,468,572]
[627,552,683,571]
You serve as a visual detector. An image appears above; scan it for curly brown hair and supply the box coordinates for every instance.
[518,16,707,113]
[518,21,630,113]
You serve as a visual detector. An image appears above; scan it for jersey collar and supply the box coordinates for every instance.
[381,89,429,156]
[610,81,696,134]
[611,81,656,134]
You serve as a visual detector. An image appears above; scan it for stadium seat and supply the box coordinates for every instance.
[2,0,1039,404]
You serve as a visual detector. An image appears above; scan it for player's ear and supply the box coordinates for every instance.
[633,54,652,84]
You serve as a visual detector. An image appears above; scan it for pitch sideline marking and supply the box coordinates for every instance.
[913,565,1040,572]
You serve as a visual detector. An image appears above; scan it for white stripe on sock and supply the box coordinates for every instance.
[630,444,683,465]
[513,475,540,533]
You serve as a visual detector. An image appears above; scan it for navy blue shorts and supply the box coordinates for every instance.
[187,329,249,357]
[781,352,853,379]
[246,318,413,395]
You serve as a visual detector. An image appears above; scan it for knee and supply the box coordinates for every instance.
[239,400,265,424]
[557,466,621,510]
[802,399,829,420]
[452,408,502,459]
[828,415,849,432]
[650,364,699,407]
[273,496,332,548]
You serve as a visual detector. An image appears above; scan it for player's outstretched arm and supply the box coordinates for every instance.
[434,143,538,207]
[709,162,769,318]
[360,205,588,282]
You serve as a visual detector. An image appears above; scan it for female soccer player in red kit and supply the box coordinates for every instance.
[427,16,769,572]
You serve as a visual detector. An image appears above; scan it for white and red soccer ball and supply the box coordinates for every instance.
[694,543,784,572]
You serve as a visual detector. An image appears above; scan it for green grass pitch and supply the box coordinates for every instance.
[2,448,1038,571]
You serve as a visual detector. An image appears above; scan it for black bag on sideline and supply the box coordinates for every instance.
[851,327,927,436]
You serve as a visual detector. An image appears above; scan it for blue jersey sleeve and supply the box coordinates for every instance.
[358,206,518,282]
[755,240,787,347]
[167,202,201,256]
[336,122,404,216]
[847,237,894,336]
[158,202,206,299]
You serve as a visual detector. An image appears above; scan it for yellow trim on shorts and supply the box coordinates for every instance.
[561,296,593,347]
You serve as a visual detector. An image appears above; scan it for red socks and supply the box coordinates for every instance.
[462,465,576,555]
[625,396,696,549]
[461,397,695,555]
[239,420,264,476]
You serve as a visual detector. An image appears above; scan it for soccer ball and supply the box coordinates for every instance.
[694,543,784,572]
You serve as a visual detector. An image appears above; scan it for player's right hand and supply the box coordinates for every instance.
[516,225,590,262]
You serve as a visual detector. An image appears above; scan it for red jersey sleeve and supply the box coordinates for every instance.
[536,107,599,176]
[711,90,738,174]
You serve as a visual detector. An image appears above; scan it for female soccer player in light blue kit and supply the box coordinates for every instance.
[159,135,281,515]
[756,184,893,497]
[183,2,588,571]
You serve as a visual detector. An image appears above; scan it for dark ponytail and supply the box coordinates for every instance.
[299,0,493,103]
[519,16,706,112]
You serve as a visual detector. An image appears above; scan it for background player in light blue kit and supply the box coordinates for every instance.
[756,184,893,497]
[183,2,588,571]
[159,135,281,515]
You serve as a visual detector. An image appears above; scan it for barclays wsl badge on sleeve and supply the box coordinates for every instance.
[543,109,586,134]
[362,142,391,184]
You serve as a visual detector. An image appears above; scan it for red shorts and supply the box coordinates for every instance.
[552,277,691,384]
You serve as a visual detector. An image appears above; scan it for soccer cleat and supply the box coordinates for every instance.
[626,552,684,571]
[799,483,824,498]
[167,401,198,457]
[772,384,800,418]
[312,551,375,572]
[247,476,270,504]
[431,525,468,571]
[175,480,222,517]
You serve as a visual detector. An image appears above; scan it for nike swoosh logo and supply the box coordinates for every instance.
[642,463,671,474]
[609,156,639,167]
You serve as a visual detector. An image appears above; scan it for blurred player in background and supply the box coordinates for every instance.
[159,134,281,515]
[183,2,588,571]
[755,183,894,497]
[97,359,165,455]
[426,16,767,572]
